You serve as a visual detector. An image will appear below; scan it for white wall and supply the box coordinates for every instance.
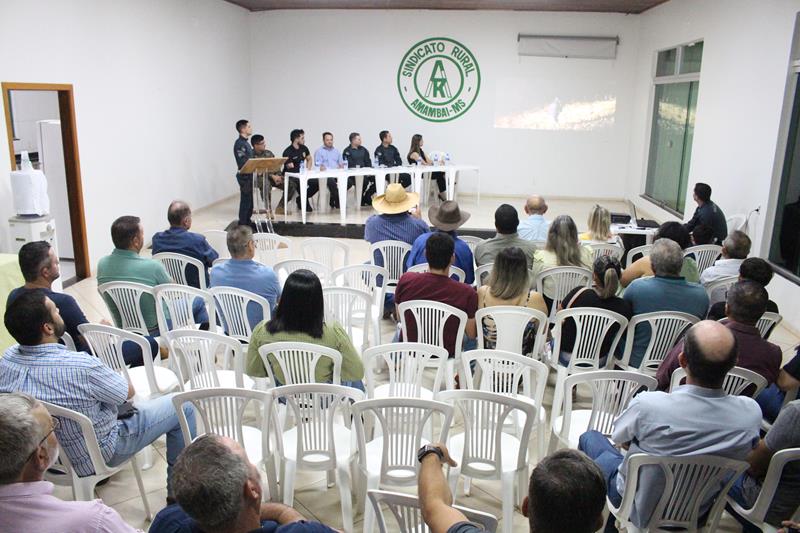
[249,10,639,199]
[9,91,59,154]
[0,0,250,269]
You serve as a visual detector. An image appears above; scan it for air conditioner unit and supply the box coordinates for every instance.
[518,34,619,60]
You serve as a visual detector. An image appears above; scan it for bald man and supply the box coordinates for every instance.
[579,320,762,531]
[518,195,550,241]
[152,200,219,288]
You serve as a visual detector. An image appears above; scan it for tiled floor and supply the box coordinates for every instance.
[59,193,797,532]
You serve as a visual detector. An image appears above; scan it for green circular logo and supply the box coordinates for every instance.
[397,37,481,123]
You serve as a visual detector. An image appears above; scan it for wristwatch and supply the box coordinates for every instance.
[417,444,444,463]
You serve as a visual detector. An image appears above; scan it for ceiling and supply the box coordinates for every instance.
[224,0,668,13]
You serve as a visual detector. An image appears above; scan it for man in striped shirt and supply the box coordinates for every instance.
[0,291,195,500]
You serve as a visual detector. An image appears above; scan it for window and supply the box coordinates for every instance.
[644,41,703,215]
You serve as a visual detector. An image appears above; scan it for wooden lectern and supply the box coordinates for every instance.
[240,157,287,233]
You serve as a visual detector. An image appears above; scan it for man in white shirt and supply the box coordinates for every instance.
[700,230,751,303]
[518,195,550,241]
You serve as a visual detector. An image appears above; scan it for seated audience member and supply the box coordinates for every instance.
[210,225,281,329]
[477,247,548,353]
[8,241,160,367]
[621,221,699,287]
[152,434,336,533]
[518,194,550,242]
[0,292,195,499]
[152,201,218,288]
[530,215,593,309]
[418,443,606,533]
[474,204,538,268]
[395,232,478,357]
[98,216,208,335]
[558,256,633,366]
[580,321,761,532]
[757,347,800,423]
[707,257,779,321]
[406,200,475,284]
[728,399,800,532]
[252,134,297,216]
[246,270,364,390]
[0,392,142,533]
[579,204,618,244]
[622,239,708,369]
[655,281,781,392]
[691,224,715,245]
[408,133,447,201]
[684,182,728,244]
[700,230,752,302]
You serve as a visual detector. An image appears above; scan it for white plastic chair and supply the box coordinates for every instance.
[589,243,624,262]
[407,262,467,283]
[475,305,549,359]
[726,214,747,232]
[40,400,152,520]
[210,286,271,343]
[460,235,483,257]
[669,366,768,398]
[684,245,723,275]
[171,388,277,500]
[398,300,467,390]
[153,252,207,290]
[368,490,498,533]
[269,384,364,533]
[153,284,215,335]
[202,229,230,260]
[257,341,342,386]
[370,240,412,294]
[625,244,653,269]
[252,232,292,266]
[439,389,537,533]
[608,453,748,532]
[756,312,783,340]
[331,264,389,345]
[273,258,331,286]
[300,237,350,272]
[323,286,373,352]
[726,447,800,533]
[549,370,657,452]
[534,266,593,322]
[363,343,448,400]
[704,275,738,303]
[165,329,254,389]
[474,263,493,288]
[97,281,155,335]
[61,331,77,351]
[212,257,228,267]
[78,323,179,400]
[618,311,699,375]
[353,398,454,533]
[461,349,550,460]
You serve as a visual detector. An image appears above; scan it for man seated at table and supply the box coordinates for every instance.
[343,132,373,206]
[374,130,411,189]
[152,201,218,288]
[252,134,297,216]
[406,200,475,284]
[282,129,317,212]
[313,132,348,209]
[475,203,538,268]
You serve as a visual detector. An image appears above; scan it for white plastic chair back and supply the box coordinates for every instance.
[726,214,747,232]
[166,329,247,389]
[620,311,699,374]
[460,235,483,257]
[368,490,498,533]
[300,237,350,272]
[669,366,769,397]
[370,240,412,294]
[273,259,331,287]
[153,284,215,335]
[252,232,291,266]
[153,252,207,290]
[534,266,593,321]
[625,244,653,268]
[461,349,549,406]
[61,332,77,351]
[552,308,629,372]
[407,262,466,283]
[684,245,723,274]
[353,398,453,486]
[212,257,228,267]
[475,306,548,358]
[475,263,493,288]
[257,341,342,385]
[398,300,468,358]
[756,312,783,339]
[589,243,624,262]
[704,275,738,302]
[210,286,271,342]
[609,453,748,532]
[97,281,154,335]
[323,286,373,350]
[331,264,389,303]
[202,229,230,260]
[363,343,448,398]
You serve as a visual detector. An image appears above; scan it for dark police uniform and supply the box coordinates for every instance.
[234,135,254,225]
[282,143,318,209]
[370,143,411,197]
[342,145,371,206]
[253,148,298,207]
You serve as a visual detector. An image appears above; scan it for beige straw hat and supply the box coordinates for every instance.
[372,183,420,214]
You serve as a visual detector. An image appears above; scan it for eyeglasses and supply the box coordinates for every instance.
[28,416,59,461]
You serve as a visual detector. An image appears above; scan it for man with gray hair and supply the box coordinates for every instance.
[149,434,337,533]
[0,392,141,532]
[518,194,550,241]
[152,200,219,288]
[209,224,281,328]
[700,230,752,302]
[622,238,709,368]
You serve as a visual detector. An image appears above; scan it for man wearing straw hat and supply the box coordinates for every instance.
[406,200,475,285]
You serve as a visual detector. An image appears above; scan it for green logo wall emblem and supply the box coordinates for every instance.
[398,37,481,122]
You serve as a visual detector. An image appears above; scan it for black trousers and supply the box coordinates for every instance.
[361,173,412,199]
[327,176,356,205]
[431,171,446,192]
[290,177,319,205]
[237,175,253,225]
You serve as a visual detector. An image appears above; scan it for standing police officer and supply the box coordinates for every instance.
[234,119,254,226]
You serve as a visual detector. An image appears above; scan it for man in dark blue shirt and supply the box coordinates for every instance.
[234,119,255,226]
[152,201,218,288]
[684,182,728,244]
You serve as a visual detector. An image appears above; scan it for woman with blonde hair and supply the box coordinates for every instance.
[580,204,618,243]
[408,133,446,201]
[531,215,593,305]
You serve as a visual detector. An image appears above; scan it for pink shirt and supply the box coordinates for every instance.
[0,481,141,533]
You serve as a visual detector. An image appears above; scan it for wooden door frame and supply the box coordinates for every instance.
[2,82,90,279]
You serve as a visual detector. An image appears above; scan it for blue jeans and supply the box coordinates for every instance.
[108,394,196,497]
[726,474,762,533]
[756,384,786,423]
[579,430,623,533]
